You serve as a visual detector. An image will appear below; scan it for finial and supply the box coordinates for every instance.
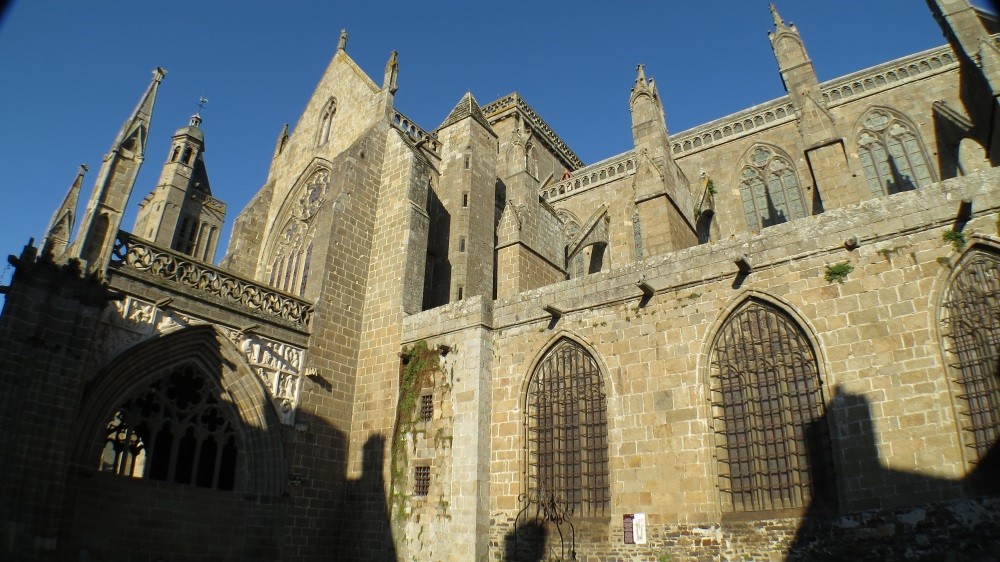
[769,3,784,28]
[636,64,647,85]
[153,66,167,82]
[79,163,89,175]
[384,50,399,94]
[337,29,348,51]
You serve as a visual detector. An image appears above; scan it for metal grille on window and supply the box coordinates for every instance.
[941,249,1000,464]
[711,301,835,512]
[857,109,933,197]
[99,365,240,490]
[420,393,433,422]
[525,339,609,518]
[414,466,430,496]
[738,145,807,230]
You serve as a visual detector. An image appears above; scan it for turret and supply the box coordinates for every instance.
[71,67,165,275]
[133,111,226,263]
[428,92,498,306]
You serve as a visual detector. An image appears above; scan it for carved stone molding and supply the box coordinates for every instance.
[89,295,306,424]
[111,231,312,327]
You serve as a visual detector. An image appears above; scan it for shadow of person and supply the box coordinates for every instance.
[786,386,999,561]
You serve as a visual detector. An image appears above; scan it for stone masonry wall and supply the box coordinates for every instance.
[407,166,1000,560]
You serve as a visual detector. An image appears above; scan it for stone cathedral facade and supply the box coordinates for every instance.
[2,1,1000,560]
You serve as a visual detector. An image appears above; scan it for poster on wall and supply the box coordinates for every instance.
[623,513,647,545]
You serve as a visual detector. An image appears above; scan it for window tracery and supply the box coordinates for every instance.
[99,365,239,491]
[525,339,609,519]
[738,146,806,230]
[941,248,1000,465]
[857,109,933,196]
[711,300,835,513]
[269,169,329,296]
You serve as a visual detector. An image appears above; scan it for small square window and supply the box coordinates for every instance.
[420,394,433,422]
[462,192,469,207]
[414,466,430,496]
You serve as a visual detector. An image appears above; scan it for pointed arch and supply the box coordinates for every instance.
[317,96,337,146]
[939,244,1000,468]
[855,106,934,196]
[522,336,610,519]
[709,297,836,514]
[74,325,286,495]
[263,160,334,297]
[737,144,807,230]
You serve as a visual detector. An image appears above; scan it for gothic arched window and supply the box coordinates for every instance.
[525,339,609,518]
[941,248,1000,465]
[318,98,337,146]
[857,109,933,196]
[99,364,240,491]
[268,169,329,296]
[711,300,835,513]
[738,146,807,230]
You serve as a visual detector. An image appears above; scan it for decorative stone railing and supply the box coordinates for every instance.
[111,231,313,328]
[669,43,961,157]
[820,44,956,106]
[670,100,797,156]
[392,110,441,155]
[541,151,637,202]
[482,93,585,170]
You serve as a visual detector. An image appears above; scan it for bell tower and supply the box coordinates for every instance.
[133,109,226,263]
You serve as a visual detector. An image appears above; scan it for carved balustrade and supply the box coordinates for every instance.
[111,231,312,328]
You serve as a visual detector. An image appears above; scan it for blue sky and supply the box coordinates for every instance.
[0,0,988,286]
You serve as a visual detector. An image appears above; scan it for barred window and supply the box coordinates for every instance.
[941,248,1000,464]
[738,145,807,230]
[711,301,835,513]
[525,339,609,518]
[857,109,933,196]
[414,466,431,497]
[419,393,434,422]
[99,365,240,491]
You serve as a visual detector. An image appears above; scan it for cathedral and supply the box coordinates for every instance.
[2,0,1000,560]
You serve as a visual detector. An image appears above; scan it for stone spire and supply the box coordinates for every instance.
[42,164,87,257]
[73,67,165,275]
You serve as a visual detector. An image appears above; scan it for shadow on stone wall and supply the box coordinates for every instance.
[785,386,1000,561]
[502,520,548,562]
[334,435,398,561]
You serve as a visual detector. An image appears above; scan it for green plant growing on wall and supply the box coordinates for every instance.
[942,229,966,251]
[390,340,441,522]
[823,261,854,284]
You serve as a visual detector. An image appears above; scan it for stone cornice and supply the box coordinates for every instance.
[482,93,585,171]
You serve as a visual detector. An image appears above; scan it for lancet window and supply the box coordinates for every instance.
[318,98,337,146]
[738,145,807,230]
[711,300,835,513]
[98,364,240,491]
[857,109,933,196]
[525,338,609,518]
[941,248,1000,464]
